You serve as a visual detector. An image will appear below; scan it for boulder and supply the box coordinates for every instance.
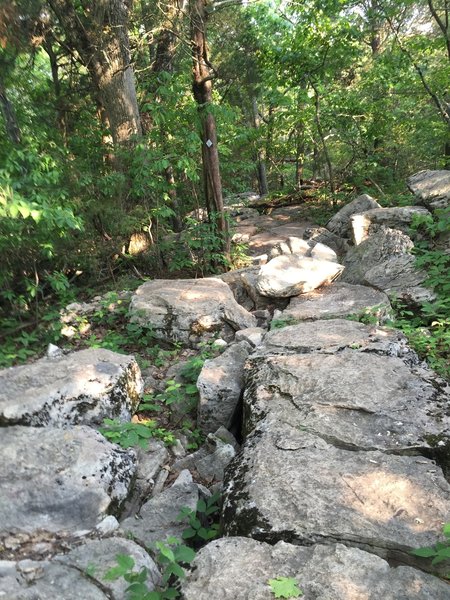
[364,254,436,304]
[0,348,142,427]
[341,226,414,285]
[182,538,450,600]
[130,279,257,347]
[268,236,310,260]
[303,226,350,257]
[0,426,137,536]
[326,194,381,238]
[222,423,450,569]
[120,470,199,547]
[407,170,450,210]
[309,241,337,262]
[235,327,265,348]
[197,341,251,434]
[280,282,392,324]
[351,206,431,244]
[255,255,344,298]
[56,537,161,599]
[218,267,275,311]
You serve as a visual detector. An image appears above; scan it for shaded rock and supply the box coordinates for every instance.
[309,241,337,262]
[218,267,274,311]
[182,537,450,600]
[327,194,381,238]
[303,226,350,257]
[364,254,436,304]
[120,470,199,547]
[243,347,450,452]
[280,282,392,324]
[0,426,137,536]
[57,537,160,599]
[256,255,344,298]
[341,226,414,285]
[0,348,142,427]
[197,341,250,434]
[222,423,450,569]
[130,279,256,347]
[407,169,450,210]
[268,237,310,260]
[235,327,265,348]
[351,206,431,244]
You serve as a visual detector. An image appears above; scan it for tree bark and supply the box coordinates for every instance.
[0,78,21,145]
[190,0,229,257]
[251,95,268,196]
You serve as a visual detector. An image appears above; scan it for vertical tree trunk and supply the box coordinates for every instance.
[0,78,21,145]
[43,38,68,141]
[190,0,229,257]
[251,95,268,196]
[311,80,336,205]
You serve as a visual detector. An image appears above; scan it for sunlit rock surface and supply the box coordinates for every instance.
[407,169,450,210]
[326,193,381,238]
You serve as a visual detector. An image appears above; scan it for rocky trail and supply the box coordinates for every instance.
[1,171,449,599]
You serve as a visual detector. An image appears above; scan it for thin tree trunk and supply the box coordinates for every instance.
[0,78,21,144]
[251,95,268,196]
[190,0,229,257]
[310,80,336,205]
[43,38,68,141]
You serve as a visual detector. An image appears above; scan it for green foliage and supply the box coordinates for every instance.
[411,522,450,577]
[268,577,303,598]
[100,418,176,449]
[270,316,299,330]
[177,493,221,544]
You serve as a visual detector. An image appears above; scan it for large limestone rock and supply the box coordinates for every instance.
[130,279,257,347]
[255,255,344,298]
[197,341,250,434]
[222,423,450,568]
[218,267,276,311]
[280,282,392,324]
[341,226,414,285]
[0,348,142,427]
[326,194,381,238]
[182,538,450,600]
[303,226,350,257]
[407,169,450,210]
[0,426,137,536]
[351,206,431,244]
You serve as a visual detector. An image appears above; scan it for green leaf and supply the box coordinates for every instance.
[443,523,450,538]
[268,577,303,598]
[175,545,196,564]
[181,527,197,539]
[410,547,436,558]
[157,543,175,563]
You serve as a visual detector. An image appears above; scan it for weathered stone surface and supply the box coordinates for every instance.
[341,226,414,285]
[0,426,137,535]
[256,255,344,298]
[268,236,310,260]
[197,341,250,434]
[218,267,275,311]
[351,206,431,244]
[407,169,450,210]
[130,279,257,347]
[235,327,265,348]
[120,470,199,546]
[0,348,142,427]
[222,423,450,567]
[303,226,350,257]
[57,537,160,599]
[309,241,337,262]
[327,194,381,238]
[364,254,436,304]
[243,347,450,452]
[182,538,450,600]
[260,319,413,358]
[0,559,109,599]
[280,282,392,323]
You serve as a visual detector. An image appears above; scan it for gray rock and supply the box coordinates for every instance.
[309,241,338,262]
[0,426,137,536]
[121,470,199,547]
[280,282,392,324]
[95,515,120,536]
[327,194,381,238]
[243,347,450,452]
[364,254,436,304]
[197,341,250,434]
[303,226,350,257]
[407,169,450,210]
[0,348,142,427]
[341,226,414,285]
[182,538,450,600]
[256,255,344,298]
[222,423,450,569]
[351,206,431,244]
[56,537,160,599]
[235,327,265,348]
[130,279,257,347]
[268,237,310,260]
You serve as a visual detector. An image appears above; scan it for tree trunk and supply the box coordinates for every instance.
[0,77,21,145]
[43,38,68,141]
[48,0,142,148]
[190,0,229,257]
[251,95,268,196]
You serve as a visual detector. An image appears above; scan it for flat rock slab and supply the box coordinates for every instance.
[256,255,344,298]
[243,349,450,452]
[261,319,414,358]
[280,282,391,323]
[0,426,137,536]
[222,424,450,567]
[407,169,450,210]
[182,537,450,600]
[0,348,142,427]
[130,278,256,347]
